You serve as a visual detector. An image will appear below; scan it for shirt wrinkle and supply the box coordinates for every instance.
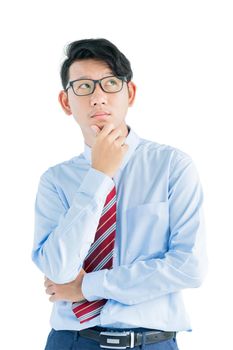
[32,124,207,331]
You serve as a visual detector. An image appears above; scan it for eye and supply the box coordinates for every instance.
[106,78,117,85]
[79,83,92,89]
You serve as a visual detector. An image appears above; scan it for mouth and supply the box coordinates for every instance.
[91,113,111,121]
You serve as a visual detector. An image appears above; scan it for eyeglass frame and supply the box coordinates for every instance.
[65,75,128,96]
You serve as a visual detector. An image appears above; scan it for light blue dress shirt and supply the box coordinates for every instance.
[32,125,207,332]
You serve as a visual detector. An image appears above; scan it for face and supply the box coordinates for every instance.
[59,59,136,147]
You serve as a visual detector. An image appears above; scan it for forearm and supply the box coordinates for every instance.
[82,236,207,305]
[32,167,114,283]
[82,186,207,305]
[33,204,102,283]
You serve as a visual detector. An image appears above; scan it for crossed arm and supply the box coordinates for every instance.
[35,155,207,306]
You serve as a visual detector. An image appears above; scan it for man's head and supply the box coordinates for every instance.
[58,38,136,146]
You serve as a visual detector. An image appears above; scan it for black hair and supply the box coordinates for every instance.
[60,38,133,90]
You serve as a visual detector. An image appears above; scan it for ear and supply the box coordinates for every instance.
[127,81,136,107]
[58,90,72,115]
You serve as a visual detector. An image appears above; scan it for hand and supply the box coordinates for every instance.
[91,123,129,178]
[44,268,86,303]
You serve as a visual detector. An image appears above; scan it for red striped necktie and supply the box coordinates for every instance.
[72,184,117,323]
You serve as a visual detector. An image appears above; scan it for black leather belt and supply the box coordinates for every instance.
[79,326,176,349]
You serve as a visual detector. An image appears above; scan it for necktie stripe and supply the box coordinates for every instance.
[94,215,116,245]
[101,195,116,216]
[85,222,116,260]
[78,303,105,319]
[73,299,106,315]
[106,187,116,202]
[79,313,101,324]
[84,235,115,271]
[84,221,116,268]
[93,250,114,271]
[100,201,116,225]
[86,239,115,271]
[72,184,117,323]
[95,210,116,239]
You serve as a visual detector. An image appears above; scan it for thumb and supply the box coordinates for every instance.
[90,125,101,135]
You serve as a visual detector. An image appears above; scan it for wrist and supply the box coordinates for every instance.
[82,270,106,302]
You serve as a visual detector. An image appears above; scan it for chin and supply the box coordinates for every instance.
[93,121,112,130]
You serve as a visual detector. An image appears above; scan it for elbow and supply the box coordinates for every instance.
[189,273,206,288]
[186,258,208,289]
[31,248,80,284]
[195,264,208,287]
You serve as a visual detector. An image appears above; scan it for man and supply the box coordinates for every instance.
[32,38,207,350]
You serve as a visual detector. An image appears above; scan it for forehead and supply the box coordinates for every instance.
[68,59,112,80]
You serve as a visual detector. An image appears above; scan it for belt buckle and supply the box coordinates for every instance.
[100,330,135,349]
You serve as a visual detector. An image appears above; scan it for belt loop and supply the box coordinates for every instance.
[140,332,146,350]
[74,330,79,341]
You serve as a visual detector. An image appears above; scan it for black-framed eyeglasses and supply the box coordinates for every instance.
[65,75,127,96]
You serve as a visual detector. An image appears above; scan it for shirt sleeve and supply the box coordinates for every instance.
[32,167,114,283]
[82,153,208,304]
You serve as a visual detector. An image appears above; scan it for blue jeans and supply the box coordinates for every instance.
[44,329,179,350]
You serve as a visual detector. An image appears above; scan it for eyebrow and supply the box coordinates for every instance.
[74,72,114,80]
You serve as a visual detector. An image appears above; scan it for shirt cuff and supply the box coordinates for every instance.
[78,167,114,202]
[82,269,107,302]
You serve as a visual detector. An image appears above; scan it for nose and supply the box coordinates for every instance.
[90,82,108,106]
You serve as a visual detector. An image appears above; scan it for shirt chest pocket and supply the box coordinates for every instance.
[124,201,169,262]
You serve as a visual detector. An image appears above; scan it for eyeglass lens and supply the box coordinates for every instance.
[71,76,124,96]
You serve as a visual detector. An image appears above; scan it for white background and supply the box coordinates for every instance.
[0,1,232,349]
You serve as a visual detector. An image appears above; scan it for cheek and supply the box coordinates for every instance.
[112,87,128,107]
[116,94,129,115]
[70,99,87,120]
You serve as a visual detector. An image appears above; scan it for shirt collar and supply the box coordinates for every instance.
[83,125,140,172]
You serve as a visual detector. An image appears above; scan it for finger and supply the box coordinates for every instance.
[90,125,101,135]
[44,279,53,288]
[49,294,56,302]
[114,136,126,147]
[98,123,115,137]
[107,128,123,142]
[49,292,66,303]
[46,286,56,295]
[121,143,129,153]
